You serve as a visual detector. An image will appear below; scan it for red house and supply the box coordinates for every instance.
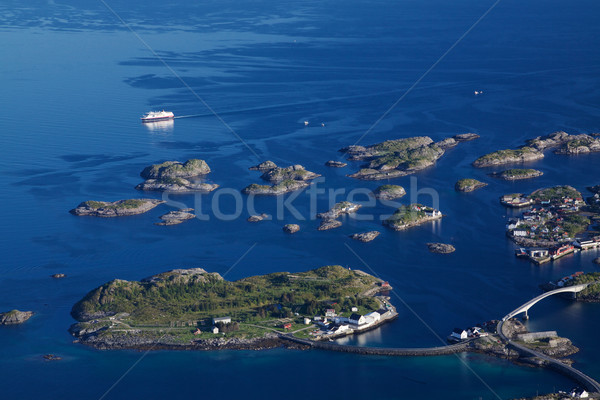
[283,323,292,330]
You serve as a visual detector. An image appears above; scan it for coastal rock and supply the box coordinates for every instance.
[426,243,456,254]
[283,224,300,234]
[242,180,310,195]
[43,354,62,361]
[435,138,458,149]
[70,199,165,217]
[51,273,66,279]
[526,131,600,153]
[325,160,347,168]
[455,178,487,192]
[140,159,211,179]
[453,133,480,142]
[473,147,544,168]
[489,168,543,181]
[587,185,600,194]
[373,185,406,200]
[350,231,380,242]
[0,310,33,325]
[554,135,600,154]
[155,209,195,226]
[249,160,277,171]
[593,257,600,265]
[317,201,361,220]
[318,219,342,231]
[136,178,218,192]
[260,164,320,184]
[343,137,448,180]
[247,213,269,222]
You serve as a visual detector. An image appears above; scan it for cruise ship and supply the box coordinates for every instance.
[141,110,174,122]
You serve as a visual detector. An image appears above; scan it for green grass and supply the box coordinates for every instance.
[83,199,146,210]
[474,147,540,164]
[72,266,381,326]
[455,178,484,191]
[502,168,541,177]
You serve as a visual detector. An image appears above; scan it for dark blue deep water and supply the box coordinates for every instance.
[1,0,600,398]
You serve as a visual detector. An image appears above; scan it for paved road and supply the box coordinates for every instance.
[497,319,600,393]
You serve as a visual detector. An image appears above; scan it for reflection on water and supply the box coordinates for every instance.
[143,119,174,134]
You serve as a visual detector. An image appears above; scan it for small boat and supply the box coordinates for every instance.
[141,110,174,122]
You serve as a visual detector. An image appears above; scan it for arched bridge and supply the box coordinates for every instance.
[502,283,591,321]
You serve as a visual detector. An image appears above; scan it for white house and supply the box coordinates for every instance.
[304,317,312,325]
[351,307,358,312]
[212,326,219,334]
[325,309,337,318]
[512,229,528,237]
[425,209,442,217]
[333,316,349,325]
[213,316,231,324]
[365,311,381,322]
[349,313,366,326]
[570,389,589,398]
[450,328,468,341]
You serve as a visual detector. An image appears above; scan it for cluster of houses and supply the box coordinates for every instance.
[411,204,442,218]
[448,326,488,342]
[504,192,598,264]
[193,316,231,336]
[544,271,584,290]
[310,307,395,338]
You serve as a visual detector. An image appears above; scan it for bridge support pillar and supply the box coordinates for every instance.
[522,310,529,320]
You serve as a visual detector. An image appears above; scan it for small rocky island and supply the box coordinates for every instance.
[1,310,33,325]
[426,243,455,254]
[317,201,361,230]
[155,209,196,226]
[283,224,300,234]
[383,204,443,231]
[473,147,544,168]
[70,199,165,217]
[373,184,406,200]
[69,266,390,350]
[455,178,487,192]
[136,159,218,192]
[325,160,347,168]
[490,168,543,181]
[341,135,471,181]
[350,231,380,242]
[243,163,320,195]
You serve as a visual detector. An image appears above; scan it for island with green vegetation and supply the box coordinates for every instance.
[475,131,600,168]
[373,184,406,200]
[555,272,600,302]
[0,310,34,325]
[526,131,600,154]
[383,204,443,231]
[137,159,218,192]
[490,168,543,180]
[70,199,165,217]
[243,164,320,195]
[340,136,467,180]
[69,265,393,350]
[455,178,487,192]
[473,147,543,168]
[505,185,598,256]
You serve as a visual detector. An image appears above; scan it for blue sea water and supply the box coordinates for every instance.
[1,0,600,398]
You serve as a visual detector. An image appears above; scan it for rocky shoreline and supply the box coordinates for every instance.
[71,330,309,351]
[490,168,543,181]
[70,199,165,217]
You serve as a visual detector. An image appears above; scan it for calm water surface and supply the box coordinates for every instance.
[1,0,600,398]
